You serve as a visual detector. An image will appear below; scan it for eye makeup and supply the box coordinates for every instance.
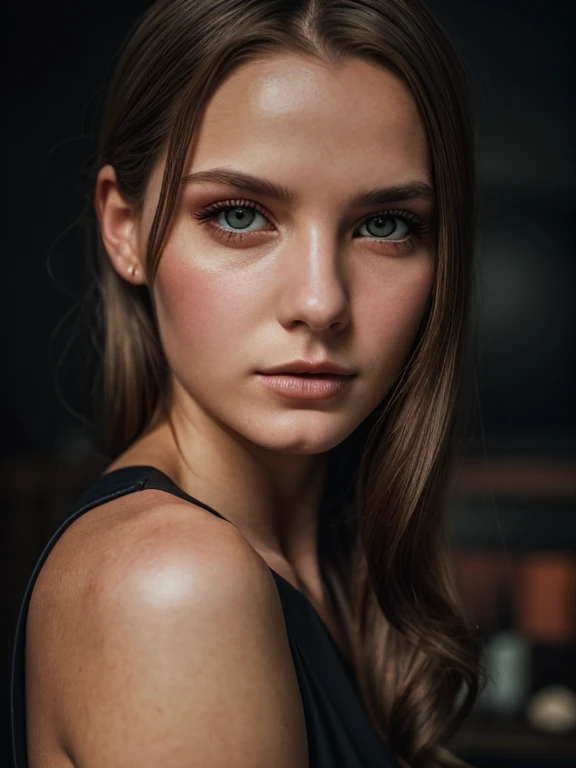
[192,197,432,256]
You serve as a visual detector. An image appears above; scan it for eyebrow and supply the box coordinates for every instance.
[180,167,434,207]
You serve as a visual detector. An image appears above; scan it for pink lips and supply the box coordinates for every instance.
[256,372,355,399]
[257,359,355,376]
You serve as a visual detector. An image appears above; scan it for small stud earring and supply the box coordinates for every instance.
[128,264,136,276]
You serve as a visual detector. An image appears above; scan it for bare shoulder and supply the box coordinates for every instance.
[26,492,308,768]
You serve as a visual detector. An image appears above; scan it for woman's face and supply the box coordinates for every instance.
[137,54,435,456]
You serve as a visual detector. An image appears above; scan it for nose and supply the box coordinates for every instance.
[274,229,351,333]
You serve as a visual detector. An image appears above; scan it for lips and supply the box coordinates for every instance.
[278,371,344,379]
[256,370,355,399]
[259,370,354,377]
[257,360,355,376]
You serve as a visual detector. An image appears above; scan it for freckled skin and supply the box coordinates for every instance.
[97,54,435,574]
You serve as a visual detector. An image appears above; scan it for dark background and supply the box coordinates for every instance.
[4,1,575,765]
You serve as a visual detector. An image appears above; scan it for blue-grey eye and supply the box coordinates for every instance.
[221,207,258,230]
[359,215,410,239]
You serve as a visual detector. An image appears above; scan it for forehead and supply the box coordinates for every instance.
[190,54,429,184]
[141,54,431,213]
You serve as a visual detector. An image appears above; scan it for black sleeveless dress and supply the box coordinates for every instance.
[11,465,400,768]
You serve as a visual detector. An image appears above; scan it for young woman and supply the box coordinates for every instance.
[11,1,486,766]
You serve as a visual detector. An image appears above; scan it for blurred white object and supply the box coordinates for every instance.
[481,630,533,716]
[526,684,576,733]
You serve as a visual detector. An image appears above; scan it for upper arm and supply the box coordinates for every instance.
[29,508,309,768]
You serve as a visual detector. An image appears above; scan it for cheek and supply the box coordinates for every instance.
[153,252,260,373]
[359,261,434,373]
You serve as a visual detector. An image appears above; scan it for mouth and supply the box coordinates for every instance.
[270,372,344,376]
[258,372,354,377]
[256,359,356,377]
[255,370,355,399]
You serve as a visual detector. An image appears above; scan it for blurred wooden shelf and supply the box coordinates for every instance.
[448,458,576,500]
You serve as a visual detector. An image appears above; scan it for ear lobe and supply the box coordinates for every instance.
[95,164,146,285]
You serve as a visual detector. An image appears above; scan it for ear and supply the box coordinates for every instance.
[94,164,147,285]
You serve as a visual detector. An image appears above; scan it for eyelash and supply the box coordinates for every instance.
[193,198,431,254]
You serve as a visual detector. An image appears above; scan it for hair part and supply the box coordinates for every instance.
[82,1,487,765]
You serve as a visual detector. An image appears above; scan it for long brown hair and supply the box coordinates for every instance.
[82,1,487,765]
